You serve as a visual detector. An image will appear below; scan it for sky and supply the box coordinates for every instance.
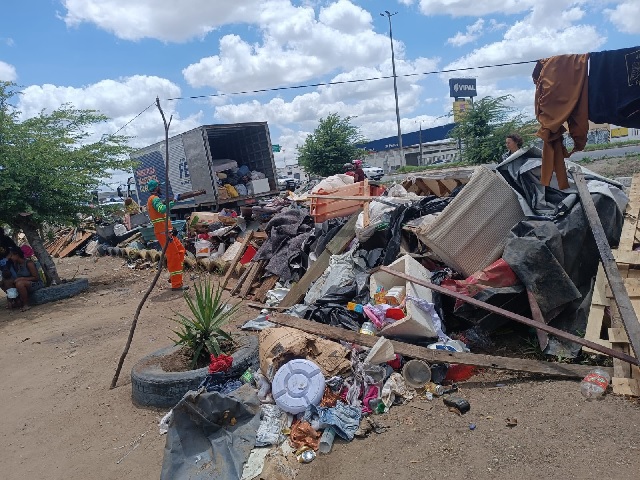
[1,0,639,188]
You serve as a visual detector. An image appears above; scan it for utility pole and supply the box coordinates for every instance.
[380,10,404,166]
[419,122,423,165]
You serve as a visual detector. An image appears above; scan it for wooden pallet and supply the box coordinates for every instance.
[584,173,640,395]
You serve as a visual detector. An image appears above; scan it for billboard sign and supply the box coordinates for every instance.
[449,78,477,98]
[453,99,472,123]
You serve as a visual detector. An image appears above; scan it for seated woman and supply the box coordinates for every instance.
[7,247,43,311]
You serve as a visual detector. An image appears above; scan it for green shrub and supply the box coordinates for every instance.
[172,277,239,369]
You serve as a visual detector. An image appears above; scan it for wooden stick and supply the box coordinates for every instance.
[378,266,640,366]
[221,231,254,289]
[278,213,359,308]
[269,314,610,378]
[571,169,640,359]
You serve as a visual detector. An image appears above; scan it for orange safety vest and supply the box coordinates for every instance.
[147,194,173,235]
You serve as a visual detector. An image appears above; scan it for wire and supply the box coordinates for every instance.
[106,58,539,136]
[166,59,538,101]
[102,102,155,140]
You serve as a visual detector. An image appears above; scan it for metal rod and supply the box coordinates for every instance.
[378,266,640,366]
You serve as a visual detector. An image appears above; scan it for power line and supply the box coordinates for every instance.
[107,102,155,138]
[166,59,538,101]
[108,58,538,136]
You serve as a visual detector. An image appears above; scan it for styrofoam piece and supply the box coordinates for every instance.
[371,255,437,339]
[271,359,325,414]
[364,337,396,365]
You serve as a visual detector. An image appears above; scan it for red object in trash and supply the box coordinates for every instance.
[385,308,405,321]
[208,354,233,374]
[445,364,477,382]
[387,354,402,370]
[240,245,257,265]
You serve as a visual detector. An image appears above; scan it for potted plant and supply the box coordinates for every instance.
[131,277,258,408]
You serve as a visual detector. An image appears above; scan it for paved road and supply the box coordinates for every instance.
[570,144,640,161]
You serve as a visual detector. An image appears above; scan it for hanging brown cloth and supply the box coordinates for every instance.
[532,54,589,190]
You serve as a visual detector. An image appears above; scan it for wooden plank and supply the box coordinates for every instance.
[58,230,93,258]
[230,263,252,296]
[572,170,640,359]
[278,213,359,308]
[591,265,608,306]
[613,250,640,265]
[270,313,609,379]
[583,305,612,354]
[253,275,278,303]
[239,261,264,299]
[221,231,253,290]
[618,173,640,251]
[612,377,640,396]
[378,265,640,366]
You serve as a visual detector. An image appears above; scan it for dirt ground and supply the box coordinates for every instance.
[580,154,640,178]
[1,255,640,480]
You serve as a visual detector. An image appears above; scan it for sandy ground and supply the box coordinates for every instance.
[1,251,640,480]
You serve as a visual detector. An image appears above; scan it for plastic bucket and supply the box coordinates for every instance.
[7,288,18,299]
[402,359,432,389]
[195,240,212,258]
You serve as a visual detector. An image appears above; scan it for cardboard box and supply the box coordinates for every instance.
[248,178,270,195]
[259,327,351,380]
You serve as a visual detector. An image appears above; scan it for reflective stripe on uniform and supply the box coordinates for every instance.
[169,270,183,276]
[151,217,167,224]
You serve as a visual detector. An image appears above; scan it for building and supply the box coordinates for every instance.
[359,123,458,172]
[277,164,310,182]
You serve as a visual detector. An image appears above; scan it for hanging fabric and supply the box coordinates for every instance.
[532,54,589,190]
[589,46,640,128]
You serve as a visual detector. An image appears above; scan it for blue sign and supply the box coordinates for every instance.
[133,150,174,207]
[358,123,455,152]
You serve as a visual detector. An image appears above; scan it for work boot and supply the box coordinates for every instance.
[171,285,190,291]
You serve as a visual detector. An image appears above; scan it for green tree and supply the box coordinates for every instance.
[0,81,134,283]
[449,95,537,165]
[297,113,365,177]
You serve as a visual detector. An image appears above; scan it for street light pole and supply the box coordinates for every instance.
[380,10,404,166]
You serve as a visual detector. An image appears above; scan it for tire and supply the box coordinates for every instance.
[131,334,259,408]
[31,278,89,306]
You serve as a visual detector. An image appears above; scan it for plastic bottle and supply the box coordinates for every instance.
[580,368,611,400]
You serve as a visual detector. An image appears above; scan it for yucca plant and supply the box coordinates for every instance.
[172,277,239,369]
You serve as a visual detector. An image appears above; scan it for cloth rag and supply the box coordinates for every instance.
[208,354,233,374]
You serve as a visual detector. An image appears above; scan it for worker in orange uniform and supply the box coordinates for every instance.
[146,180,189,291]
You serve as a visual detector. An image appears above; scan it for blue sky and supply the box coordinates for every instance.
[1,0,639,186]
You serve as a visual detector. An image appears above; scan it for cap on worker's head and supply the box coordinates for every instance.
[147,179,163,192]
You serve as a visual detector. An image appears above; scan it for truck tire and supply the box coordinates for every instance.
[131,334,259,408]
[30,278,90,306]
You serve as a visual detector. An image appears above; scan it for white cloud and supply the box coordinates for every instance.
[62,0,264,42]
[417,0,535,16]
[3,38,15,47]
[18,76,202,148]
[0,61,17,81]
[183,0,391,92]
[605,1,640,34]
[447,19,485,47]
[442,3,604,85]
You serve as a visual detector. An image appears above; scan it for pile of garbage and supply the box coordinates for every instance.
[216,164,270,200]
[160,325,472,479]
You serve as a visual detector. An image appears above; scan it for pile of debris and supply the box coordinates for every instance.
[154,148,640,479]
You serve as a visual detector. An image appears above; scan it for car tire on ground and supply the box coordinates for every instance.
[31,278,90,306]
[130,334,258,408]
